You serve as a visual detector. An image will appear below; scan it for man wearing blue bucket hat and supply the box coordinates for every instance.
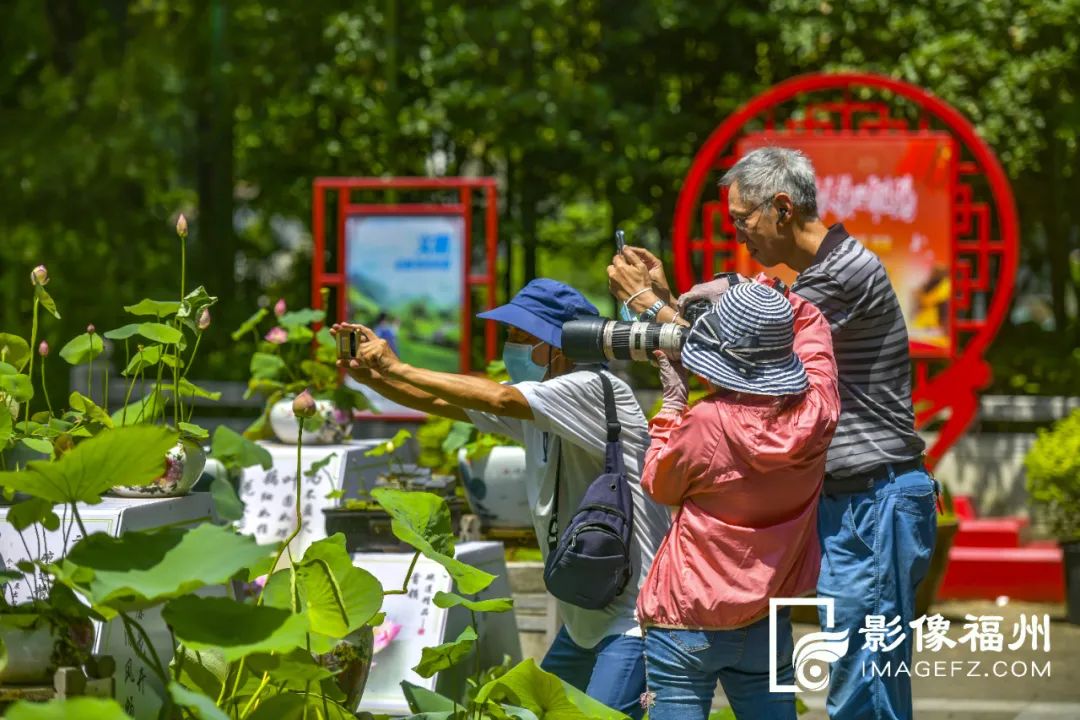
[333,278,670,718]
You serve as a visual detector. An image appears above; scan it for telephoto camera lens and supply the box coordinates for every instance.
[561,318,689,364]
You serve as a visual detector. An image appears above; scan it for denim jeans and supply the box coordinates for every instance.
[540,626,646,719]
[642,610,797,720]
[817,466,937,720]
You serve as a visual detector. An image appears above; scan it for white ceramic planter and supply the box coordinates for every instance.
[458,445,531,529]
[111,440,207,498]
[269,397,351,445]
[0,623,60,684]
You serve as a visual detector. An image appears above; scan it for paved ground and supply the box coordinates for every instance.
[713,600,1080,719]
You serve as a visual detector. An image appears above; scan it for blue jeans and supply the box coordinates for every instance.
[643,611,797,720]
[540,626,646,719]
[817,466,937,720]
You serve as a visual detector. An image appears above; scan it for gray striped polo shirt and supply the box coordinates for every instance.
[791,224,925,478]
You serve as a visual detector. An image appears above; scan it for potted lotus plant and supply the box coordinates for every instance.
[234,291,368,445]
[60,215,221,497]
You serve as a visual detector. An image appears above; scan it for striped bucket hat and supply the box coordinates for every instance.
[680,282,809,397]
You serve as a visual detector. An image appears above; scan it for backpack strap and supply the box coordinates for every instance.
[546,438,561,552]
[594,370,621,443]
[546,372,620,551]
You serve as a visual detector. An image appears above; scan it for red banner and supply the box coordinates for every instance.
[734,133,956,358]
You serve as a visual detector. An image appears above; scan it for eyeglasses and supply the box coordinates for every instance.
[730,197,773,233]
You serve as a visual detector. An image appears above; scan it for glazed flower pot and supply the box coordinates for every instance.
[111,439,207,498]
[0,616,94,684]
[458,445,531,530]
[269,397,351,445]
[317,625,374,708]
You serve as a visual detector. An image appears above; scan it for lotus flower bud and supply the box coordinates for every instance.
[265,327,288,345]
[86,324,96,334]
[31,265,49,286]
[292,389,317,419]
[38,340,49,357]
[274,298,287,317]
[176,214,188,239]
[198,308,211,331]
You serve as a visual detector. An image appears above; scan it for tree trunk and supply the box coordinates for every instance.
[193,0,236,305]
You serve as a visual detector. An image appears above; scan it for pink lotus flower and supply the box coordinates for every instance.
[253,574,268,589]
[176,214,188,239]
[30,265,49,286]
[274,298,287,317]
[292,389,317,419]
[86,324,96,334]
[198,308,211,331]
[265,327,287,345]
[372,619,402,654]
[38,341,49,357]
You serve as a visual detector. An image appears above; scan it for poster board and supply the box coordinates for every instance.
[734,133,956,357]
[344,215,466,372]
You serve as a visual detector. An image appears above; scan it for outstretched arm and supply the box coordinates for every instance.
[340,362,472,423]
[334,323,534,420]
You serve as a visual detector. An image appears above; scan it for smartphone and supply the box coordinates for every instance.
[615,230,626,254]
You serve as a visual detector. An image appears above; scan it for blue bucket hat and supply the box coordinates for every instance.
[477,278,599,349]
[680,282,809,396]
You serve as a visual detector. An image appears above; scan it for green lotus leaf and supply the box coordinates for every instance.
[413,626,478,679]
[5,698,129,720]
[250,352,286,380]
[122,345,163,376]
[124,299,182,317]
[163,596,308,662]
[103,323,142,340]
[209,476,244,522]
[68,392,114,428]
[475,659,627,720]
[50,523,273,614]
[294,534,383,642]
[168,682,230,720]
[432,591,513,614]
[0,334,31,372]
[210,426,272,470]
[231,308,268,341]
[34,285,61,320]
[0,373,34,402]
[372,488,494,594]
[137,322,183,345]
[58,333,104,365]
[0,425,177,504]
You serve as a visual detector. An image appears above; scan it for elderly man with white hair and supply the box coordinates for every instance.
[609,146,937,720]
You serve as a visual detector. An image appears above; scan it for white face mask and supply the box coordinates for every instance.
[503,342,547,383]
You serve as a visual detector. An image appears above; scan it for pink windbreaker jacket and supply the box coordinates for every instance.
[636,289,840,630]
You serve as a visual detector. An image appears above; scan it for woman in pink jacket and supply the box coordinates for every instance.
[638,280,840,720]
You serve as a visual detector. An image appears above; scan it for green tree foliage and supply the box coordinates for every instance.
[2,1,1078,395]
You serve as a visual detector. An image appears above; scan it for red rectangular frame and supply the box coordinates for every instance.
[311,177,500,376]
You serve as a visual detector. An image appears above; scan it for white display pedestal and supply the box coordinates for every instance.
[356,541,521,716]
[0,494,218,719]
[237,440,388,559]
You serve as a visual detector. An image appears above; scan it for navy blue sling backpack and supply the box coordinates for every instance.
[542,370,635,610]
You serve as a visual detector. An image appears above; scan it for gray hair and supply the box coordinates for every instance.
[720,147,819,218]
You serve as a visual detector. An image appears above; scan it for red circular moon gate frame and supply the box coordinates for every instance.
[673,72,1019,468]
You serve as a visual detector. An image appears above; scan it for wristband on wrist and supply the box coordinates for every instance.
[639,299,667,322]
[622,287,651,319]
